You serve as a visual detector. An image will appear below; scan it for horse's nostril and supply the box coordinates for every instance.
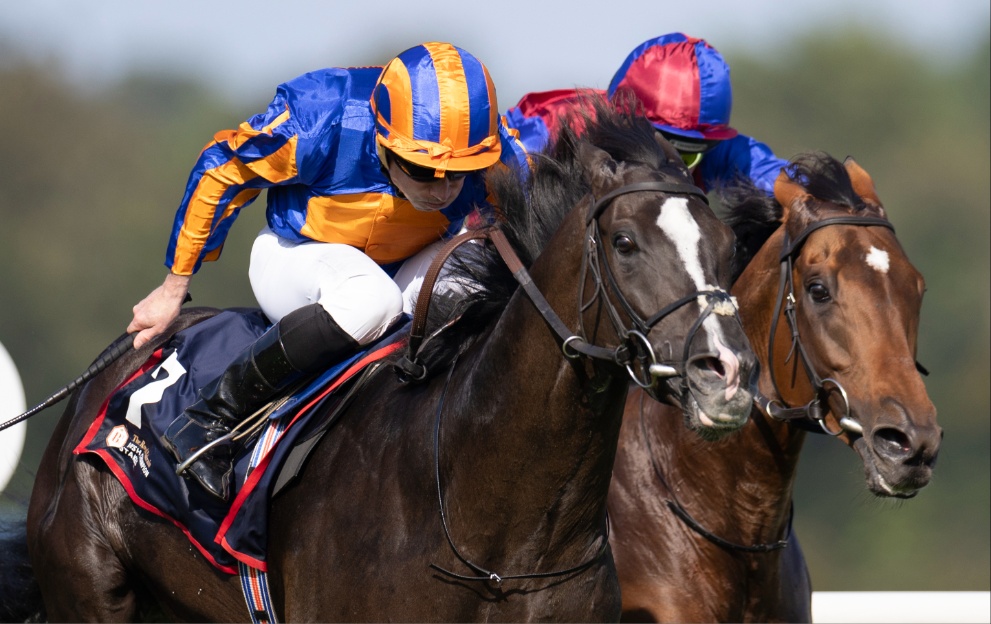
[704,357,725,379]
[873,427,912,458]
[688,356,726,380]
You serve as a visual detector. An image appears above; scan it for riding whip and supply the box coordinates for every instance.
[0,331,135,433]
[0,294,192,433]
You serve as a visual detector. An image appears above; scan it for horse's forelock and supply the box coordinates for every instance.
[788,151,878,217]
[581,95,680,177]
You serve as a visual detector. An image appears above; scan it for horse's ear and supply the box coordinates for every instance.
[774,168,812,225]
[580,141,621,196]
[844,157,886,217]
[652,131,684,167]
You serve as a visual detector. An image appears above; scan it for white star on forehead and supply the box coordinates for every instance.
[866,246,890,274]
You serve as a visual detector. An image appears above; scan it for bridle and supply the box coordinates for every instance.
[403,175,740,585]
[400,178,739,390]
[656,215,894,552]
[578,181,739,388]
[755,215,895,436]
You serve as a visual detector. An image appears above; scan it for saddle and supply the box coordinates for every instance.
[75,308,407,572]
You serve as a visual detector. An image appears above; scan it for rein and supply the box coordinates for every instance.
[428,354,611,584]
[756,216,894,435]
[399,179,736,389]
[406,177,727,586]
[636,390,790,553]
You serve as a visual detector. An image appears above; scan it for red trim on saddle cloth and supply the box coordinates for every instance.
[71,338,405,575]
[73,347,240,573]
[217,339,406,570]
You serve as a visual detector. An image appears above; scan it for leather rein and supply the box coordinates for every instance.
[399,180,736,385]
[636,389,792,553]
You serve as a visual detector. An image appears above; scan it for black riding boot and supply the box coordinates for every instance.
[162,303,360,500]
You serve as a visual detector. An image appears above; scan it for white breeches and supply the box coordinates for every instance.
[248,227,452,345]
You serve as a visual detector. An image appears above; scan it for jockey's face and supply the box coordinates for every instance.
[386,153,469,213]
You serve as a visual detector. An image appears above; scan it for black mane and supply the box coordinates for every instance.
[410,97,679,377]
[495,93,679,265]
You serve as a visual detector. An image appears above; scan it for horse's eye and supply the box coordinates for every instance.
[613,234,637,254]
[808,282,831,303]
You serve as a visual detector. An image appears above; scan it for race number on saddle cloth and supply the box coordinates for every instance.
[74,309,406,573]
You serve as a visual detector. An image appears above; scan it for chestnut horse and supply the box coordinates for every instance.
[608,152,942,622]
[16,103,757,621]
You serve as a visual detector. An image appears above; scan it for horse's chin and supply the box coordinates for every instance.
[650,377,752,441]
[852,437,928,499]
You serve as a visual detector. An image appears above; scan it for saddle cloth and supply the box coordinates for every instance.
[74,308,406,573]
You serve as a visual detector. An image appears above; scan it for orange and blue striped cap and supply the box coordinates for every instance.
[607,33,738,142]
[371,42,502,175]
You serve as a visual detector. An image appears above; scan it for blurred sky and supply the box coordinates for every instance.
[2,0,989,108]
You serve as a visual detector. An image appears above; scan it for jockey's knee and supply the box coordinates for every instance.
[317,275,403,345]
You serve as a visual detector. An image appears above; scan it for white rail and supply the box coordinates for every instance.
[812,591,990,623]
[0,340,26,492]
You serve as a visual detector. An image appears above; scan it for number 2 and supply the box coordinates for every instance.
[125,351,187,428]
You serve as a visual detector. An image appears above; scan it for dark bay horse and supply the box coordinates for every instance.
[608,153,942,622]
[19,103,757,621]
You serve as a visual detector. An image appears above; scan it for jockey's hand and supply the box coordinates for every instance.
[127,273,191,349]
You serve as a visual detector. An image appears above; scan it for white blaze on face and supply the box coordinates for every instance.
[655,196,714,303]
[655,197,729,342]
[866,246,890,274]
[655,197,742,401]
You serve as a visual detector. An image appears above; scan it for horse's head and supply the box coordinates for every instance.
[755,154,941,497]
[572,115,757,438]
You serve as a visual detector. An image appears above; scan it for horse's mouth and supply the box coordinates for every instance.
[675,382,752,441]
[853,437,927,499]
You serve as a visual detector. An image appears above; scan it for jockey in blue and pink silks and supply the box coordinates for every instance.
[505,33,787,196]
[127,42,529,501]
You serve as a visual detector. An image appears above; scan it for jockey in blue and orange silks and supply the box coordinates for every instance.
[504,33,787,196]
[127,42,529,501]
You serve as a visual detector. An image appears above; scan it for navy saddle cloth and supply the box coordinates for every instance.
[75,308,407,573]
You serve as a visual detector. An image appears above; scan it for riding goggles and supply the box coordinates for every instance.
[658,131,720,171]
[388,151,472,183]
[681,152,704,170]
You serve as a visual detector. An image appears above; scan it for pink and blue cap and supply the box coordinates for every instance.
[607,33,738,143]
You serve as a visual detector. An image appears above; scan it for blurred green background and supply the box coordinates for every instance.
[0,28,988,593]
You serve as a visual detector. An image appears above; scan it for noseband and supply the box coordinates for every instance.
[757,216,894,435]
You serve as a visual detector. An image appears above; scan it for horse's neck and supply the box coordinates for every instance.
[447,212,625,543]
[670,227,809,529]
[639,398,802,545]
